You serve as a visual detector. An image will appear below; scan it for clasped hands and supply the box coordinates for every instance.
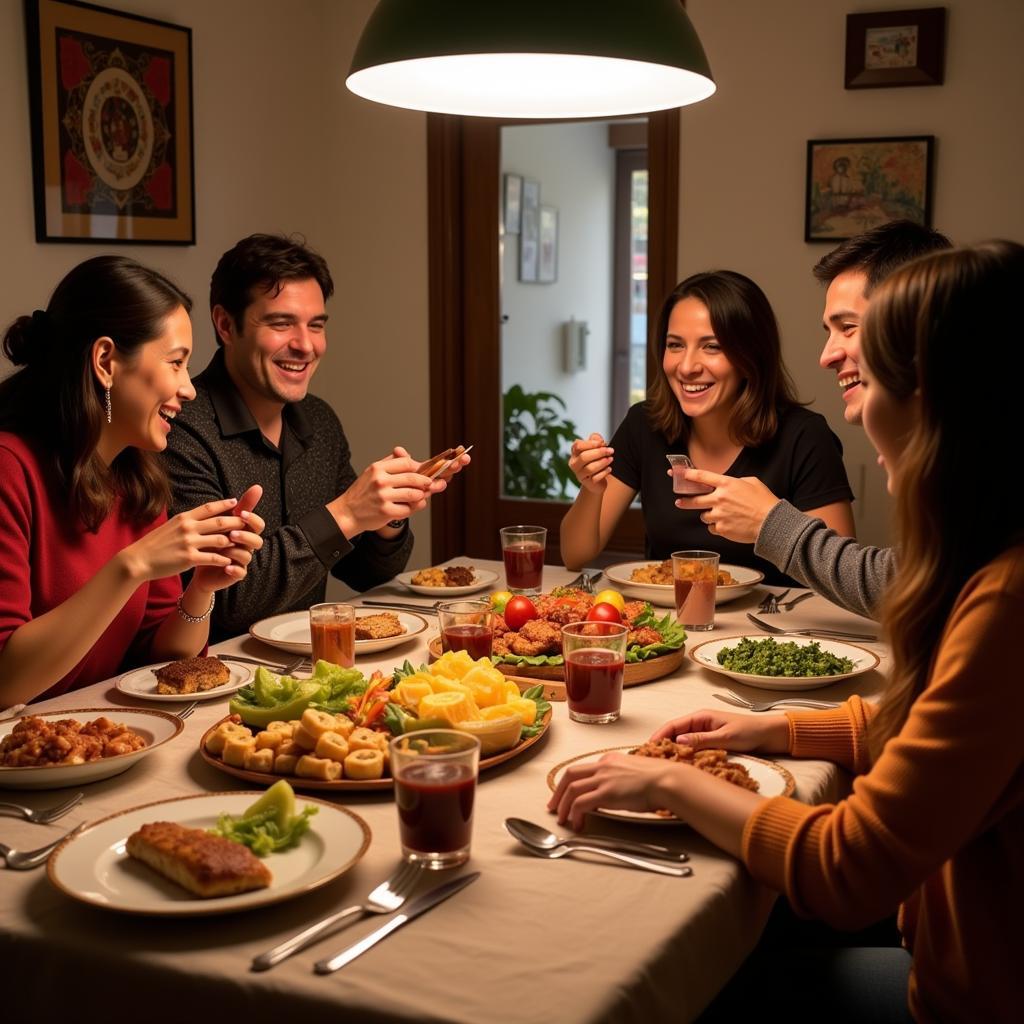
[330,445,472,538]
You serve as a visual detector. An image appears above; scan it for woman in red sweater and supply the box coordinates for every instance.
[0,256,264,705]
[550,241,1024,1022]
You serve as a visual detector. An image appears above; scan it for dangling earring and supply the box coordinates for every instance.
[105,386,112,425]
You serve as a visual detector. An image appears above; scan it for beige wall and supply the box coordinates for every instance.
[2,0,1022,566]
[682,0,1024,545]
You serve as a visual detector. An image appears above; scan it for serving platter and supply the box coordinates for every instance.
[116,659,253,703]
[547,746,795,825]
[0,707,183,790]
[199,708,552,792]
[47,791,370,916]
[604,562,764,607]
[689,634,879,691]
[249,610,429,656]
[395,566,498,597]
[426,637,686,688]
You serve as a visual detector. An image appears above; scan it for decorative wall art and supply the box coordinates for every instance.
[25,0,195,243]
[805,135,934,243]
[503,173,522,235]
[519,178,540,281]
[538,206,558,283]
[845,7,946,89]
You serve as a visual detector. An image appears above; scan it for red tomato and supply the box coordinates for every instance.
[586,601,622,624]
[504,596,539,631]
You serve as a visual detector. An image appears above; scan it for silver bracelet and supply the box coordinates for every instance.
[176,591,215,624]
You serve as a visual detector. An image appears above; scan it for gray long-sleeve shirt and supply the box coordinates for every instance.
[163,351,412,643]
[754,500,896,620]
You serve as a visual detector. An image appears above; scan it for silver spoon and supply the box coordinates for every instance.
[505,818,688,862]
[505,819,691,877]
[0,822,85,870]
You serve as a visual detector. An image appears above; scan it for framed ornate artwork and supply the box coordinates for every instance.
[845,8,947,89]
[503,173,522,235]
[24,0,195,244]
[538,206,558,283]
[805,135,934,243]
[519,178,540,282]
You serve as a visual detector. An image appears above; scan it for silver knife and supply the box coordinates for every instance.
[360,600,441,614]
[314,871,480,974]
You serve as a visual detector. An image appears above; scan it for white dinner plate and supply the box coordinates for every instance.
[395,566,498,597]
[249,610,429,656]
[115,660,253,703]
[47,791,371,916]
[689,634,880,691]
[547,746,795,825]
[0,708,183,790]
[604,562,765,606]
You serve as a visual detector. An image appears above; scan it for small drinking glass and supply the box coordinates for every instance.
[561,621,629,724]
[391,730,481,869]
[309,602,356,668]
[672,550,719,631]
[499,525,547,595]
[438,600,493,659]
[666,454,714,495]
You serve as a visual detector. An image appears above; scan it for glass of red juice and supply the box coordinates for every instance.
[391,730,481,869]
[308,602,356,668]
[561,621,629,724]
[438,600,493,659]
[499,525,547,595]
[672,550,719,631]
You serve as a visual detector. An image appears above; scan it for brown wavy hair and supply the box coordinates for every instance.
[0,256,192,531]
[863,241,1024,759]
[645,270,800,446]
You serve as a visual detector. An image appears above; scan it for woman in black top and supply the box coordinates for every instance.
[560,271,854,584]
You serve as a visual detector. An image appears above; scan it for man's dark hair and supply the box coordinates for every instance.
[812,219,952,295]
[209,233,334,340]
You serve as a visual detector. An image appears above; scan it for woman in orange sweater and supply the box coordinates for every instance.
[549,240,1024,1023]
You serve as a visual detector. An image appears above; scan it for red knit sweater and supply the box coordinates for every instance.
[0,433,181,702]
[743,546,1024,1023]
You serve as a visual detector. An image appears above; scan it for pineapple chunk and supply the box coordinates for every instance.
[480,702,519,721]
[430,650,474,680]
[394,678,433,708]
[419,691,482,724]
[430,676,472,697]
[504,681,522,701]
[506,696,538,727]
[463,665,508,707]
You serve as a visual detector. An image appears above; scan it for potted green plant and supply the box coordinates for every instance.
[503,384,579,499]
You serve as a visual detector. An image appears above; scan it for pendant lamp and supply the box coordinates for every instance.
[347,0,715,118]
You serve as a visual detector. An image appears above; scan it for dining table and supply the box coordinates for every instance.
[0,559,886,1023]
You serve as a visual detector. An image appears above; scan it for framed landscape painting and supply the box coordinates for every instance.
[845,7,946,89]
[805,136,934,243]
[25,0,195,244]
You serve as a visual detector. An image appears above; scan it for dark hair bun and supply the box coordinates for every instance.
[1,313,43,367]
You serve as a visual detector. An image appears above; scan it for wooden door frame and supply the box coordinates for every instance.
[427,110,679,563]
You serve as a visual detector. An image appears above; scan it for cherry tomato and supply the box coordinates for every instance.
[592,589,626,613]
[586,601,622,624]
[490,590,513,613]
[503,595,539,631]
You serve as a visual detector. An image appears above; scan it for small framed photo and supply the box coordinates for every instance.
[503,173,523,235]
[519,178,540,282]
[538,206,558,283]
[25,0,195,244]
[845,7,946,89]
[805,136,934,243]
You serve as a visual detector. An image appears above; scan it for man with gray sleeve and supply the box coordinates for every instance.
[676,220,951,619]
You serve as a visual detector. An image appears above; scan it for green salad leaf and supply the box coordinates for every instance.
[625,607,687,662]
[230,661,370,727]
[212,805,318,857]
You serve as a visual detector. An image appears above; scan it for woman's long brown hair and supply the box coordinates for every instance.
[863,241,1024,759]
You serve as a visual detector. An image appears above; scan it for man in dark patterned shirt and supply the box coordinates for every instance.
[163,234,464,642]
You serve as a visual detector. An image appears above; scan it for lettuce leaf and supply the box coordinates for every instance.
[211,804,318,857]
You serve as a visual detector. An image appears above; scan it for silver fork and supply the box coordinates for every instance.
[757,588,790,613]
[0,823,85,870]
[566,569,602,594]
[251,860,423,971]
[0,791,83,825]
[747,612,877,642]
[175,701,198,721]
[713,691,842,713]
[779,592,814,612]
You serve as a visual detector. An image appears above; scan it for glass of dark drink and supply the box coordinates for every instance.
[308,602,356,668]
[561,621,629,724]
[391,730,481,869]
[666,454,714,495]
[438,600,493,659]
[499,525,547,595]
[672,550,719,631]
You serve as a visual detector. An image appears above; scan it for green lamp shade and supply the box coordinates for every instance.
[347,0,715,117]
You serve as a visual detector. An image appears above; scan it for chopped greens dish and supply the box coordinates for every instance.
[717,637,854,677]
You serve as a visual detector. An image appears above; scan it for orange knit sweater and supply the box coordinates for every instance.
[742,547,1024,1023]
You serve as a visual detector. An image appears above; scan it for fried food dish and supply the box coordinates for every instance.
[630,738,760,792]
[153,656,230,695]
[629,561,737,587]
[126,821,272,897]
[355,613,406,640]
[0,715,147,767]
[410,565,476,587]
